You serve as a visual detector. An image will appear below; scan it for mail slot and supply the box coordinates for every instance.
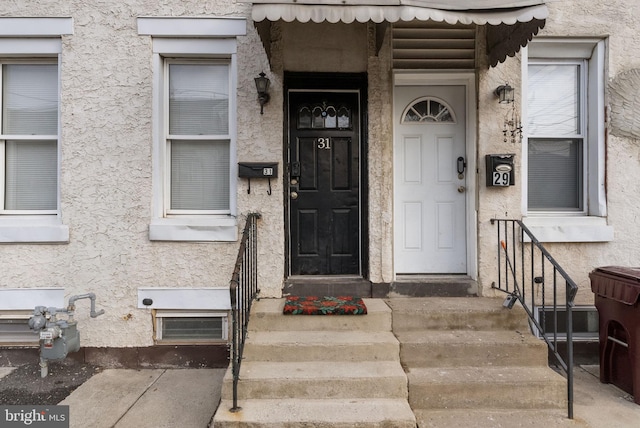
[238,162,278,178]
[485,154,515,187]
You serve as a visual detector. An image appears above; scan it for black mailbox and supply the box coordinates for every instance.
[485,154,515,187]
[238,162,278,178]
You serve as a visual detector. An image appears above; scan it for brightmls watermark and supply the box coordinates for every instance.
[0,406,68,427]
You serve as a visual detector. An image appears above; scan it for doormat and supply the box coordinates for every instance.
[283,296,367,315]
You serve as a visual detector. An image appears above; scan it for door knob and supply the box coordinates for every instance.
[457,186,466,193]
[291,191,299,200]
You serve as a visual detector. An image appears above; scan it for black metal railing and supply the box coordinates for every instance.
[491,219,579,419]
[229,212,261,412]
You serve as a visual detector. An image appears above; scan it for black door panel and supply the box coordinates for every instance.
[288,92,360,275]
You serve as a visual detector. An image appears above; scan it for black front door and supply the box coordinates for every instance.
[288,91,361,275]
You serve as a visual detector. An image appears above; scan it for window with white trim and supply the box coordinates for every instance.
[137,17,246,242]
[1,62,58,214]
[0,17,72,243]
[154,310,228,343]
[165,60,231,214]
[522,39,613,242]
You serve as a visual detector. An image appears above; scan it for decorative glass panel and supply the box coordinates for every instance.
[337,106,350,128]
[170,140,230,210]
[297,103,351,129]
[169,64,229,135]
[528,139,582,211]
[298,106,312,128]
[401,97,455,123]
[528,64,580,136]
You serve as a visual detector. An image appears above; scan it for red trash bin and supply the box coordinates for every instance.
[590,266,640,404]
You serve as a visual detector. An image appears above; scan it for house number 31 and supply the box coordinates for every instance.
[317,137,331,150]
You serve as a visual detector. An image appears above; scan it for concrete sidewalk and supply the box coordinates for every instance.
[2,364,639,427]
[59,368,226,428]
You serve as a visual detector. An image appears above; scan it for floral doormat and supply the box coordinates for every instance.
[283,296,367,315]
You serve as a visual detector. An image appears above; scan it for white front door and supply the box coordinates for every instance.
[393,85,467,274]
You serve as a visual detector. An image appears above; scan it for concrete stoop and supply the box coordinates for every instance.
[212,298,417,427]
[387,297,570,425]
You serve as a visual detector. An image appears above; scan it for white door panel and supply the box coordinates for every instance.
[394,85,466,274]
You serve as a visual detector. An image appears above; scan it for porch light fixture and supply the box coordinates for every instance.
[254,71,270,114]
[495,84,515,104]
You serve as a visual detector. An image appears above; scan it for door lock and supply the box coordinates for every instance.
[457,156,467,179]
[457,186,466,193]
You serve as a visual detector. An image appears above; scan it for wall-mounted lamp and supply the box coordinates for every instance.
[254,71,270,114]
[494,84,515,104]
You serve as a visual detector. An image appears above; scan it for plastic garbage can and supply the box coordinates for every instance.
[590,266,640,404]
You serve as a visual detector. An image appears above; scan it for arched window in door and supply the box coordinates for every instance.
[297,102,351,129]
[401,97,456,123]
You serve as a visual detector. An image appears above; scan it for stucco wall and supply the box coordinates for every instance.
[0,1,282,347]
[477,0,640,304]
[2,0,640,348]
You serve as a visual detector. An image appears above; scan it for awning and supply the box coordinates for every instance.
[241,0,548,67]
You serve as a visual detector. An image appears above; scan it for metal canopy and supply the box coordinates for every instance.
[241,0,547,67]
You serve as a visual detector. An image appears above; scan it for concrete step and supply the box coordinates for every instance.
[408,366,567,410]
[248,298,391,332]
[414,409,584,427]
[221,361,408,400]
[242,330,400,362]
[387,297,530,332]
[396,329,548,368]
[213,398,416,428]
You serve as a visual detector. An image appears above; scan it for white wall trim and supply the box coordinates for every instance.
[137,287,231,310]
[522,216,614,243]
[0,38,62,55]
[0,217,69,243]
[0,288,65,310]
[137,17,247,37]
[0,17,73,36]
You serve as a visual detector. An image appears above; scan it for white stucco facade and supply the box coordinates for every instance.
[0,1,638,349]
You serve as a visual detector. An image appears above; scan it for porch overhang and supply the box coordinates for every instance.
[241,0,547,67]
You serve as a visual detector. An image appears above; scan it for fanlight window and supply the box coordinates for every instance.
[298,103,351,129]
[401,97,455,123]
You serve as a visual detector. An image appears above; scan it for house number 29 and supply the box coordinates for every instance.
[317,137,331,150]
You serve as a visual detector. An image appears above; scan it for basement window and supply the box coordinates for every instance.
[533,306,598,341]
[0,312,38,346]
[154,310,228,344]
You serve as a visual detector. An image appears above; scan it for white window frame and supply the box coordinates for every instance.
[164,59,232,216]
[522,38,613,242]
[0,18,72,243]
[154,310,229,343]
[138,17,246,242]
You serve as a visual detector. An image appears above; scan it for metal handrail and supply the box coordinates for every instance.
[229,212,261,412]
[491,219,579,419]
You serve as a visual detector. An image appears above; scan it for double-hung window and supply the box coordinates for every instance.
[1,62,58,213]
[138,17,246,242]
[527,60,585,212]
[166,61,230,214]
[0,18,71,243]
[523,38,613,242]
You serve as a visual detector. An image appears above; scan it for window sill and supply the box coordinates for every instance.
[0,217,69,243]
[522,216,614,243]
[149,217,237,242]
